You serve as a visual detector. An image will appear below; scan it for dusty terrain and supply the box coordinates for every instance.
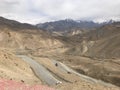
[56,81,119,90]
[0,17,119,90]
[0,49,41,85]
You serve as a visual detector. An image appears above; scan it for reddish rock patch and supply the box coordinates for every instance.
[0,79,55,90]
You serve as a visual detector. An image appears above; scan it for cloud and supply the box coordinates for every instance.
[0,0,120,24]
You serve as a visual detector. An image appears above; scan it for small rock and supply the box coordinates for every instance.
[21,80,24,83]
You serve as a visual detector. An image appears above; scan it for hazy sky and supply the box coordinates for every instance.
[0,0,120,24]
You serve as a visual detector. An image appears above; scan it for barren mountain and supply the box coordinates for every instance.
[0,17,63,53]
[73,22,120,58]
[0,17,119,90]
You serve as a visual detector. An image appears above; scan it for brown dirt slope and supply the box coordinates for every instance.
[0,49,41,85]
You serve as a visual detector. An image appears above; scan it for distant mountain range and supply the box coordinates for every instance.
[36,19,115,32]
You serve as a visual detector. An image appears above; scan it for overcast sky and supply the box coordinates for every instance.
[0,0,120,24]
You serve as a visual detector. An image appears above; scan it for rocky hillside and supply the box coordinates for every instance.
[84,22,120,59]
[64,22,120,59]
[0,17,64,54]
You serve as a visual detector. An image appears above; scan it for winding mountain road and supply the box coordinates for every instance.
[17,55,62,86]
[17,55,117,87]
[52,60,116,87]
